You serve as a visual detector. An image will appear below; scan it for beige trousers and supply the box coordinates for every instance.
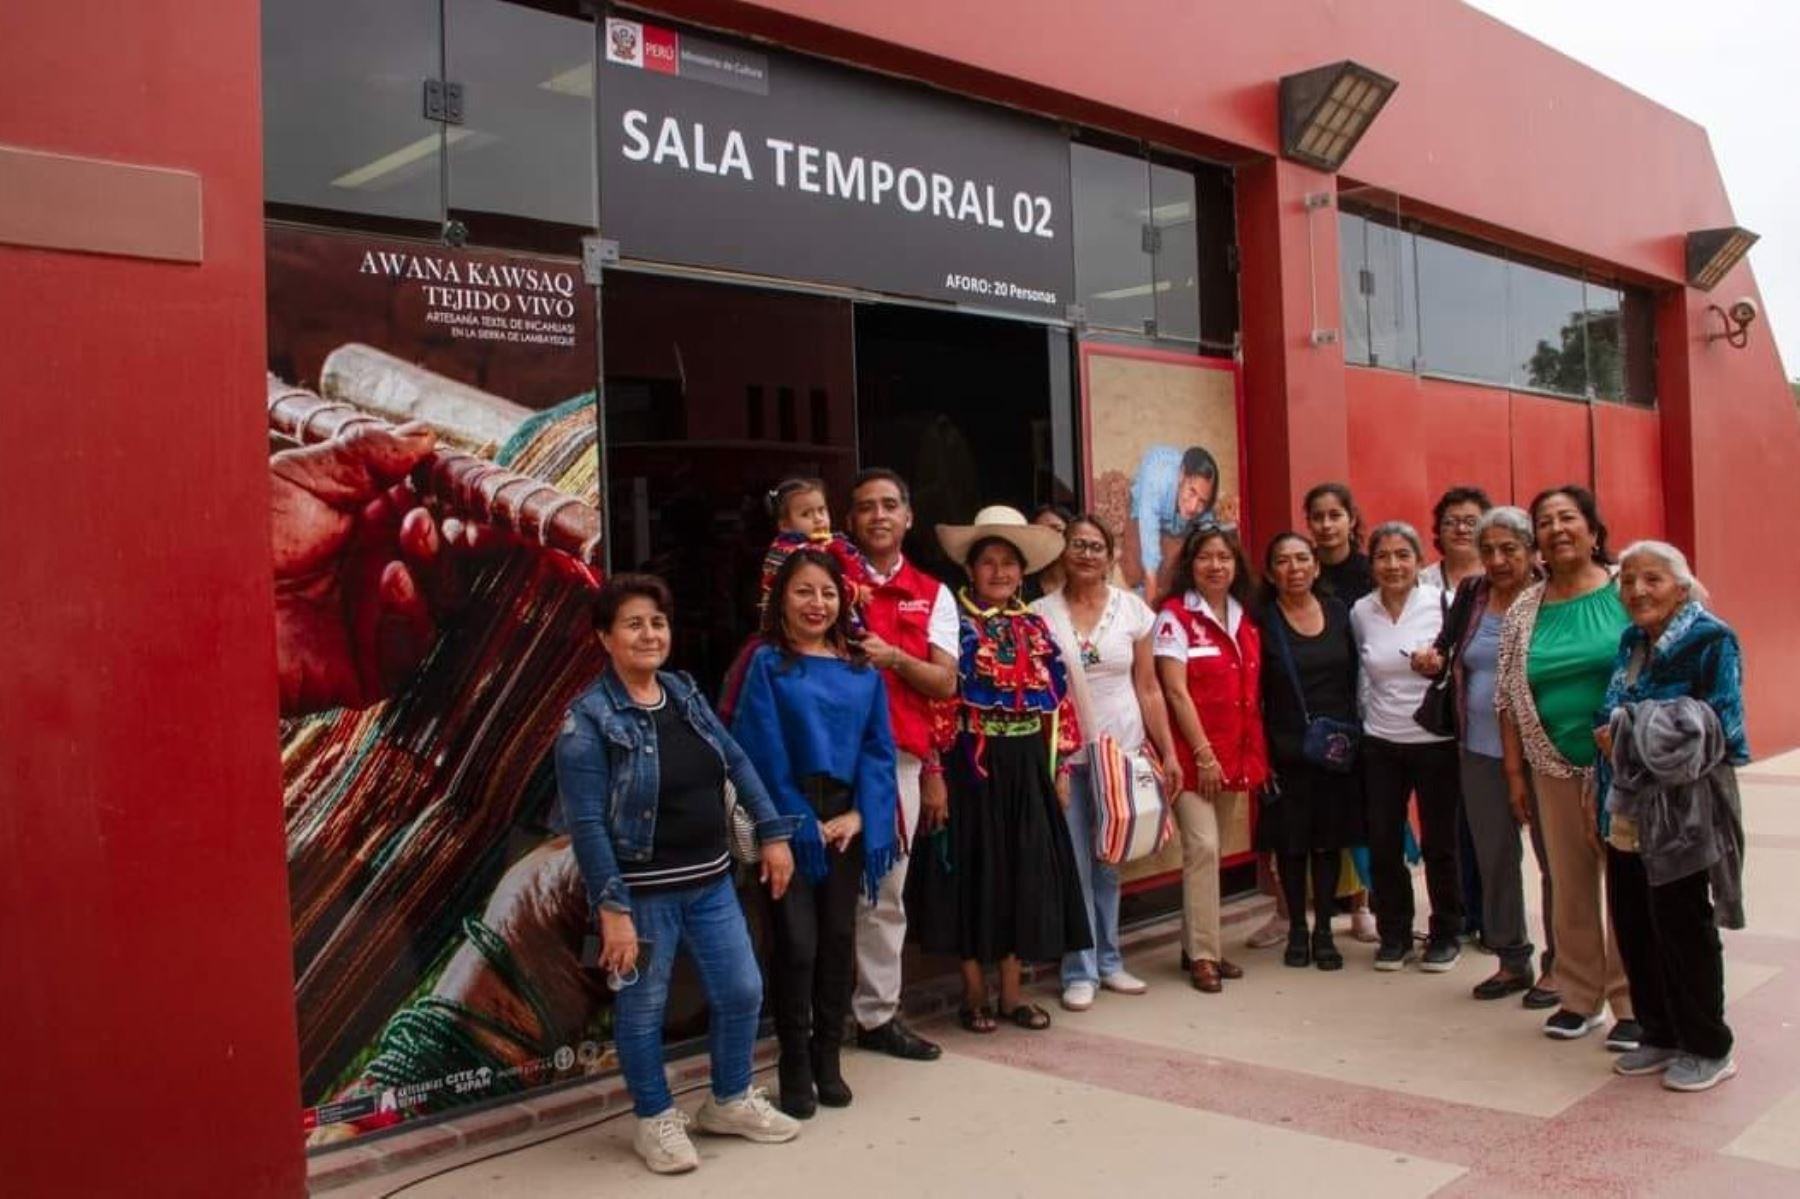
[1532,770,1632,1018]
[1178,789,1244,962]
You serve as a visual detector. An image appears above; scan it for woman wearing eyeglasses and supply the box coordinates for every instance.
[1422,487,1493,593]
[1032,515,1183,1010]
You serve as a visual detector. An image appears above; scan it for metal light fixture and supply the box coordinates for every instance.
[1279,61,1398,172]
[1686,226,1759,291]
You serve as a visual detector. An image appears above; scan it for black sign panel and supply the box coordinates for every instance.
[599,16,1075,318]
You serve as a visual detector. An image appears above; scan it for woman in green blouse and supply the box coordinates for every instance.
[1496,486,1636,1048]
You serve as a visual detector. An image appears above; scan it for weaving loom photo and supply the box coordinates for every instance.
[264,229,673,1145]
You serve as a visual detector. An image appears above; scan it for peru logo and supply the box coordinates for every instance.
[606,17,679,74]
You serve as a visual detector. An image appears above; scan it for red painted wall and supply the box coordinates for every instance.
[1344,369,1673,585]
[0,3,306,1197]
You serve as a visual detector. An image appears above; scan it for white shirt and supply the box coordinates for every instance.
[1151,590,1244,660]
[867,554,959,658]
[1350,585,1452,744]
[1032,586,1156,753]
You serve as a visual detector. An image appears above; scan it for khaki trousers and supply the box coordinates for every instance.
[851,752,921,1029]
[1178,789,1244,962]
[1532,770,1631,1018]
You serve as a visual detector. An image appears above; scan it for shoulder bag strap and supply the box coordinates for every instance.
[1265,607,1315,724]
[1038,594,1098,740]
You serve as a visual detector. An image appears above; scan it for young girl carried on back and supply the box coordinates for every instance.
[720,478,872,722]
[760,477,872,617]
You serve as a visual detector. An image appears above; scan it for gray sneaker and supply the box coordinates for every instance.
[1663,1053,1737,1092]
[695,1086,801,1143]
[1613,1045,1682,1076]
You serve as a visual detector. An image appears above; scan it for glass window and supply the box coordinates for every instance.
[1366,217,1418,370]
[1149,163,1200,343]
[1071,144,1155,334]
[1509,261,1588,396]
[444,0,597,229]
[1620,288,1657,406]
[263,0,443,221]
[1416,233,1508,385]
[1582,282,1624,402]
[1339,211,1372,366]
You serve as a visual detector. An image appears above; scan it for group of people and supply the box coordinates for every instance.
[555,468,1750,1175]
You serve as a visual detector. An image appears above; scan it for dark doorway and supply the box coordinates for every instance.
[602,272,856,694]
[853,305,1077,581]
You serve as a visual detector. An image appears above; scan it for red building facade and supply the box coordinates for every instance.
[4,2,1794,1195]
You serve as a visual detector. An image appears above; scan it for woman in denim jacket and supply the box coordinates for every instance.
[555,573,802,1175]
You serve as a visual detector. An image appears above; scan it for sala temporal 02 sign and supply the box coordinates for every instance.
[600,17,1075,318]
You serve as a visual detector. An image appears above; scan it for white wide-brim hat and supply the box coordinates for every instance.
[935,505,1067,576]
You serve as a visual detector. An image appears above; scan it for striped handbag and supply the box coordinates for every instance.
[1085,734,1174,865]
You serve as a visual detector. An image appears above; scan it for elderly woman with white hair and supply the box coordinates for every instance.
[1594,541,1749,1092]
[1350,521,1465,973]
[1414,507,1556,1003]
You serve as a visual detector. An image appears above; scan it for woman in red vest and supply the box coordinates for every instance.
[1153,527,1270,992]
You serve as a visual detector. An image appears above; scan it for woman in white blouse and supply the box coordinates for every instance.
[1350,522,1465,974]
[1032,515,1183,1012]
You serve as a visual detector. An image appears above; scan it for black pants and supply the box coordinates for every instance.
[1363,737,1464,943]
[1606,846,1733,1059]
[769,784,861,1053]
[1279,849,1342,935]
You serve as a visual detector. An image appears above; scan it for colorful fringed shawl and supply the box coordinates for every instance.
[953,590,1082,770]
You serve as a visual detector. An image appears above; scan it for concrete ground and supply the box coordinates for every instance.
[340,752,1800,1198]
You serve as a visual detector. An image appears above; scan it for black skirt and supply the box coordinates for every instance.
[1253,756,1367,855]
[910,731,1093,964]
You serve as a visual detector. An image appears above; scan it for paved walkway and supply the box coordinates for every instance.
[343,752,1800,1198]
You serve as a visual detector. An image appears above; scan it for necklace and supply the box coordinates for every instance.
[1072,588,1119,667]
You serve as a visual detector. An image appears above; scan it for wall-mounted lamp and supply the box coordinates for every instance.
[1704,297,1759,349]
[1279,61,1397,172]
[1686,226,1758,291]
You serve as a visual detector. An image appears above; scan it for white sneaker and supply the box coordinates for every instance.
[1061,981,1097,1011]
[694,1087,801,1143]
[1101,970,1149,995]
[634,1108,699,1174]
[1350,909,1380,944]
[1245,914,1288,949]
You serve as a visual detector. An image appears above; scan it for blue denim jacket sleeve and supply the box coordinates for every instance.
[692,688,800,843]
[554,703,633,916]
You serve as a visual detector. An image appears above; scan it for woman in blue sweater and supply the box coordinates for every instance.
[1596,541,1749,1094]
[732,548,899,1120]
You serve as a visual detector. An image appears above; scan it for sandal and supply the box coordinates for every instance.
[958,1004,997,1034]
[1001,1002,1052,1031]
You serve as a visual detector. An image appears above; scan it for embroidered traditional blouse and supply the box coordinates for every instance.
[952,590,1082,760]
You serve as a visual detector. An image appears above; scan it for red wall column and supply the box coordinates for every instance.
[1237,158,1351,548]
[1665,283,1800,749]
[0,3,306,1196]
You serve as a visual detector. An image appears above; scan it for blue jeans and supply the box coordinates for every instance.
[612,876,764,1117]
[1061,772,1123,985]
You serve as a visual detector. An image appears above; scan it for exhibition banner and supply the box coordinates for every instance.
[267,227,630,1144]
[599,15,1075,318]
[1080,343,1252,880]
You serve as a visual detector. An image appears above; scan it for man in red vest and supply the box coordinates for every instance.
[845,468,957,1062]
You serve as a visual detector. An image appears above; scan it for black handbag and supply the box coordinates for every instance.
[1413,580,1474,739]
[1267,606,1362,774]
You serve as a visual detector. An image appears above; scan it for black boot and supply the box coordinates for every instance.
[1283,925,1312,968]
[1312,927,1343,971]
[777,1041,816,1119]
[811,1037,853,1108]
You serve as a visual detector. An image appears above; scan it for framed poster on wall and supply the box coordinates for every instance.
[1078,342,1254,886]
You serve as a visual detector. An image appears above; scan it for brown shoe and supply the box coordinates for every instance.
[1190,959,1223,993]
[1217,959,1244,980]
